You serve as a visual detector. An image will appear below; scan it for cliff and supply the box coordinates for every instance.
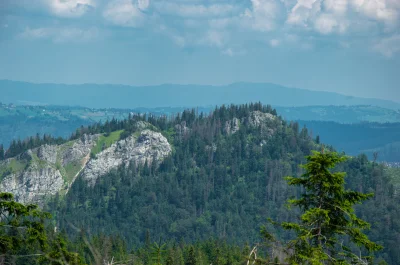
[0,123,171,205]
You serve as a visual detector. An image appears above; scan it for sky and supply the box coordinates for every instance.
[0,0,399,102]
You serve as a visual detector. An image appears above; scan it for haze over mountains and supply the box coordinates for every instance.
[2,80,400,110]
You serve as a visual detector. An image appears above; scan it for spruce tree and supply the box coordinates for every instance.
[185,246,197,265]
[282,151,382,264]
[0,192,50,258]
[0,144,4,160]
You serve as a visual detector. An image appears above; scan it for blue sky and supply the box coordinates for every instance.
[0,0,399,101]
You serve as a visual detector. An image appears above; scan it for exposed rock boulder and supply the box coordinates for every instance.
[175,121,190,136]
[62,134,97,166]
[37,145,59,164]
[224,118,240,135]
[0,135,97,205]
[246,111,279,139]
[82,130,172,186]
[0,164,64,205]
[0,129,171,204]
[247,111,275,127]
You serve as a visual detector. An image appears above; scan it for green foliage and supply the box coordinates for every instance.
[0,192,86,265]
[45,103,400,264]
[0,192,50,258]
[281,151,383,264]
[5,134,66,159]
[185,246,196,265]
[90,130,124,156]
[64,161,84,182]
[0,158,28,181]
[0,144,4,160]
[151,242,167,265]
[40,233,85,265]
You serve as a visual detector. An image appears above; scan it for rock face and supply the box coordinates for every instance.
[0,129,172,204]
[1,113,278,205]
[37,145,59,164]
[0,166,64,205]
[0,129,171,204]
[62,134,97,166]
[175,121,190,136]
[247,111,276,127]
[0,135,98,205]
[82,130,172,186]
[224,118,240,135]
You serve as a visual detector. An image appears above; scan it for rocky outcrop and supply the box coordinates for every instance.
[247,111,278,137]
[247,111,276,127]
[0,166,64,205]
[224,118,240,135]
[1,113,279,205]
[0,129,171,204]
[62,134,97,166]
[82,130,172,186]
[0,135,98,205]
[37,144,59,164]
[175,121,190,136]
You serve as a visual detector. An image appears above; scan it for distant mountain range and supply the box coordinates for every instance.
[1,80,399,110]
[276,105,400,123]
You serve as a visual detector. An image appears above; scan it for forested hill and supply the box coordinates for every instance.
[24,103,396,264]
[2,79,400,109]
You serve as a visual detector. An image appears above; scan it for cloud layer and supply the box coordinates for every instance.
[3,0,400,57]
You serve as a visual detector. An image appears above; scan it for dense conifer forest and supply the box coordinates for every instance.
[1,103,400,264]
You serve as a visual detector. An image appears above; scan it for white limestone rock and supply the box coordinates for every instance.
[82,130,172,186]
[224,117,240,135]
[0,164,64,205]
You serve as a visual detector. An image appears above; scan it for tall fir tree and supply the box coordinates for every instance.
[282,151,383,264]
[185,246,197,265]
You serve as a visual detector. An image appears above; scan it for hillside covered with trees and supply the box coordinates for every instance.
[1,103,399,264]
[22,103,395,264]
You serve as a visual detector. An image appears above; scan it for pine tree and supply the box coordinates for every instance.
[185,246,196,265]
[151,242,166,265]
[0,192,50,258]
[316,135,320,145]
[0,144,4,160]
[166,249,174,265]
[282,151,383,264]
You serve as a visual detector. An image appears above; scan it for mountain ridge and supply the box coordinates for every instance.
[1,79,399,110]
[1,103,400,263]
[0,122,171,205]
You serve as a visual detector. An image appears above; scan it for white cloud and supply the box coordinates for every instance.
[242,0,283,31]
[351,0,399,27]
[103,0,145,27]
[314,13,348,34]
[374,34,400,57]
[221,47,246,56]
[156,24,187,47]
[154,2,236,18]
[138,0,149,11]
[20,27,99,42]
[21,27,50,39]
[222,48,234,56]
[324,0,348,14]
[286,0,320,27]
[46,0,95,17]
[285,0,399,36]
[209,18,233,29]
[10,0,400,57]
[269,39,280,47]
[202,30,227,47]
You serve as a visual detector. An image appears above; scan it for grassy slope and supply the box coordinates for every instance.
[0,129,125,185]
[91,130,124,156]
